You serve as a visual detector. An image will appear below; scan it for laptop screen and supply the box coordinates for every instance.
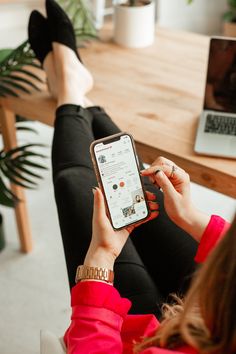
[204,38,236,114]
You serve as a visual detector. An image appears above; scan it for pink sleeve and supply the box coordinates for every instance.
[194,215,230,263]
[64,281,131,354]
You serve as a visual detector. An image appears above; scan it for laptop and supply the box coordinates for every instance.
[194,37,236,159]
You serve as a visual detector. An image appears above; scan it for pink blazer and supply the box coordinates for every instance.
[64,215,229,353]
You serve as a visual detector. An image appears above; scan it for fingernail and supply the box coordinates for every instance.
[92,187,97,194]
[155,169,161,175]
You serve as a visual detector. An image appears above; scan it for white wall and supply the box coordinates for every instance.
[0,0,43,48]
[157,0,228,35]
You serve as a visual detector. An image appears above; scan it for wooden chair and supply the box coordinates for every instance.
[0,91,56,252]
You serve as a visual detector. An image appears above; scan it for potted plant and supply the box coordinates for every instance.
[113,0,155,48]
[223,0,236,36]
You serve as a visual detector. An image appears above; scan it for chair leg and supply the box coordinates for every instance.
[0,106,33,253]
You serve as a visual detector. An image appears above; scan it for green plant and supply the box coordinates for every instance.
[0,41,42,97]
[224,0,236,22]
[0,129,47,207]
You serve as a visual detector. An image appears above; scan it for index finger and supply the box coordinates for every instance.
[141,164,187,182]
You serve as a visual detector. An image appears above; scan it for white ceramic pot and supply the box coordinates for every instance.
[114,1,155,48]
[157,0,228,35]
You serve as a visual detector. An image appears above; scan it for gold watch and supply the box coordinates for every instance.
[75,265,114,284]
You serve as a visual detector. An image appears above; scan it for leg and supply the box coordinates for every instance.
[52,104,95,287]
[49,44,163,318]
[28,6,163,316]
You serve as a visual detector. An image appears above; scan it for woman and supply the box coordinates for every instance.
[28,2,234,353]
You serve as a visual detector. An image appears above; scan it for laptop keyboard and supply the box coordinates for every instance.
[204,114,236,136]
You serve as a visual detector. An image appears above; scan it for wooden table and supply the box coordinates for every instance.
[0,27,235,252]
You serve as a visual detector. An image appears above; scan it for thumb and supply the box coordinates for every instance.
[92,187,107,219]
[155,170,177,198]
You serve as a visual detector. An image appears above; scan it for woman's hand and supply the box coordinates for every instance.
[141,156,210,242]
[84,188,159,270]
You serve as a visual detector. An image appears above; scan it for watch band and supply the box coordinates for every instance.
[75,265,114,284]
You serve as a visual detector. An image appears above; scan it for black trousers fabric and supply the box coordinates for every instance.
[52,104,198,319]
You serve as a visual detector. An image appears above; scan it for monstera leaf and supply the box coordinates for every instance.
[0,143,47,207]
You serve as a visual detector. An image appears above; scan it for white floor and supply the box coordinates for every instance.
[0,4,235,354]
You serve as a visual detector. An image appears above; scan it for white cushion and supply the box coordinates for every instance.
[40,330,66,354]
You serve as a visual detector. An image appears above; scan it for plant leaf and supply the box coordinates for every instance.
[16,126,38,134]
[0,141,47,207]
[4,143,46,157]
[0,40,43,98]
[6,75,40,91]
[15,151,48,159]
[0,78,31,93]
[0,165,36,189]
[15,159,48,170]
[0,49,13,63]
[0,84,18,96]
[0,177,18,207]
[4,160,37,185]
[11,160,43,179]
[11,68,44,83]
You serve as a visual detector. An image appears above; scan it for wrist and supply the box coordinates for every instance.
[177,206,211,242]
[84,247,116,270]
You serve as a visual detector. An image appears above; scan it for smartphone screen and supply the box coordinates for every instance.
[91,133,149,230]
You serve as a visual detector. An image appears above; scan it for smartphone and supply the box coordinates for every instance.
[90,132,150,230]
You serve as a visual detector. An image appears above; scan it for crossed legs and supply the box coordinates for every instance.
[44,42,198,319]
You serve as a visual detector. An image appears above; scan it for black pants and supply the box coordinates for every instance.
[52,104,198,319]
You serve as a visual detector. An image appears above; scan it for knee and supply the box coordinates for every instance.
[53,166,95,202]
[54,167,76,189]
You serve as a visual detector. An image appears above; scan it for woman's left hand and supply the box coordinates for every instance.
[84,187,159,269]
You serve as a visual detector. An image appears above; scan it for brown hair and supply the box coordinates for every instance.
[135,214,236,353]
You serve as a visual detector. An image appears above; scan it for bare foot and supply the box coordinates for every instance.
[52,43,94,107]
[43,52,58,99]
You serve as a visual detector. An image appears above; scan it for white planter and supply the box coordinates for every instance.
[157,0,228,35]
[114,1,155,48]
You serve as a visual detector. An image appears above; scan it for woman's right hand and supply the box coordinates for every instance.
[141,156,210,242]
